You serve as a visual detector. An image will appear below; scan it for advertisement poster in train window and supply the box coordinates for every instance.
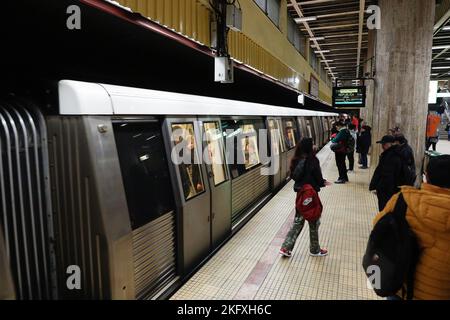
[204,122,227,186]
[240,124,260,170]
[171,123,205,200]
[284,120,297,149]
[268,119,282,156]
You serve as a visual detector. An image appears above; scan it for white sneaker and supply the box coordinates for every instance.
[279,248,292,257]
[309,249,329,257]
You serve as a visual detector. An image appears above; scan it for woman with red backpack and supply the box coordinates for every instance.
[279,138,331,258]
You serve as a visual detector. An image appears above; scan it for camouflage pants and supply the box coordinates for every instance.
[281,212,321,254]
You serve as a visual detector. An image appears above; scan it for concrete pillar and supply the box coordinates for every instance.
[371,0,435,177]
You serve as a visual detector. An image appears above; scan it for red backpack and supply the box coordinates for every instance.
[296,184,323,222]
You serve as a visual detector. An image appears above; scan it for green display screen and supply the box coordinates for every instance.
[333,86,366,108]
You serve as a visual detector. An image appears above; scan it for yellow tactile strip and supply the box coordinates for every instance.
[171,148,381,300]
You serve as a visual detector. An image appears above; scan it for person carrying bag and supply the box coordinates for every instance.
[279,138,331,258]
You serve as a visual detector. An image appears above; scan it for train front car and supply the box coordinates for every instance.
[0,80,337,300]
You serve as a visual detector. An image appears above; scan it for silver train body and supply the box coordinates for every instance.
[0,80,337,300]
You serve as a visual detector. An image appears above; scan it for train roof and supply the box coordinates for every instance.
[59,80,338,117]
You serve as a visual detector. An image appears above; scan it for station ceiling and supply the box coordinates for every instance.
[432,19,450,80]
[290,0,450,84]
[288,0,377,82]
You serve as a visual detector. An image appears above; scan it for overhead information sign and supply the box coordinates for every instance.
[333,86,366,108]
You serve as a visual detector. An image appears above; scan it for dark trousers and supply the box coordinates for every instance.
[335,152,348,181]
[426,138,437,151]
[347,152,354,171]
[377,192,392,212]
[360,153,368,168]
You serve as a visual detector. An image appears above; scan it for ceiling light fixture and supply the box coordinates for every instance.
[295,16,317,23]
[432,45,450,50]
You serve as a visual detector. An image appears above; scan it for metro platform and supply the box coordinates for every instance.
[171,145,381,300]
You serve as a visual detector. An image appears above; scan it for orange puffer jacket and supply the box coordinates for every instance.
[373,184,450,300]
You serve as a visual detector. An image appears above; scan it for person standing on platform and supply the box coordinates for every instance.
[344,114,351,126]
[357,125,372,169]
[331,122,351,184]
[347,124,357,172]
[351,115,359,133]
[372,155,450,300]
[279,138,331,258]
[369,135,405,211]
[394,134,416,184]
[426,113,441,151]
[446,122,450,141]
[330,122,339,139]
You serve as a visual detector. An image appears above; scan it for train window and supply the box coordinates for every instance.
[113,121,175,230]
[283,119,298,150]
[171,123,205,201]
[203,122,228,186]
[268,119,284,155]
[221,119,265,179]
[242,125,261,170]
[305,119,313,138]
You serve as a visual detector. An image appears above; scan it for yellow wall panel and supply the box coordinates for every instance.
[136,0,146,14]
[185,0,192,38]
[147,0,157,20]
[164,1,173,28]
[172,0,180,31]
[113,0,331,103]
[155,0,163,23]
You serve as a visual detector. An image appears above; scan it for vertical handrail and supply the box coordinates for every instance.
[9,106,42,300]
[0,109,27,299]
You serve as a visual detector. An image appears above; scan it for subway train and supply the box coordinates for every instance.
[0,80,338,300]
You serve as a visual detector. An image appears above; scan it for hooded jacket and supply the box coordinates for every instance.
[369,145,405,196]
[373,184,450,300]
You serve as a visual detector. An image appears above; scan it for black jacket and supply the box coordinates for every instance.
[356,131,372,154]
[291,156,325,193]
[396,143,416,177]
[369,145,405,196]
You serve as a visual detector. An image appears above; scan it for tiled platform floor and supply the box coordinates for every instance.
[171,147,380,300]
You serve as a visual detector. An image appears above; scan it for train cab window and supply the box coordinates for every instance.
[113,121,175,230]
[221,119,265,179]
[268,119,284,155]
[171,123,205,200]
[203,122,228,186]
[283,119,298,150]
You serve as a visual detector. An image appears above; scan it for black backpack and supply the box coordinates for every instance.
[362,193,420,300]
[342,129,355,154]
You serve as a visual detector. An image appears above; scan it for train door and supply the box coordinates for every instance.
[113,119,178,299]
[297,117,307,139]
[304,117,315,142]
[164,118,211,274]
[267,118,285,189]
[313,118,323,147]
[282,118,299,179]
[321,118,326,145]
[200,119,232,249]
